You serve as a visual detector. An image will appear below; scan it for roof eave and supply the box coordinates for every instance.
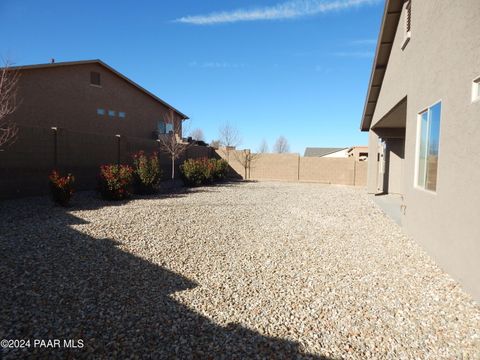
[360,0,403,132]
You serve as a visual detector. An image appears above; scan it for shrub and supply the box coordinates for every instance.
[132,151,162,194]
[49,170,75,206]
[212,159,229,180]
[180,158,229,186]
[180,158,208,186]
[98,164,133,200]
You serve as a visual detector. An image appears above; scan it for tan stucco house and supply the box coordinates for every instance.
[361,0,480,300]
[0,60,190,197]
[5,59,188,138]
[347,146,368,161]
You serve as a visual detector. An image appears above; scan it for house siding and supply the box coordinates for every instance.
[367,0,480,300]
[10,62,184,138]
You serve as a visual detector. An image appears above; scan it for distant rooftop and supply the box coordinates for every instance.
[304,147,347,157]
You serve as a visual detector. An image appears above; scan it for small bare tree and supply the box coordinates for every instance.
[157,109,189,181]
[190,128,205,141]
[0,60,20,149]
[234,149,260,180]
[258,139,269,153]
[218,122,241,163]
[273,136,290,153]
[210,140,220,149]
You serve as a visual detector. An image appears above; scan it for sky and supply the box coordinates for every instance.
[0,0,384,154]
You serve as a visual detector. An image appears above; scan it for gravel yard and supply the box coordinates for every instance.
[1,181,479,359]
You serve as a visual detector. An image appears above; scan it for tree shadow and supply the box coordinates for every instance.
[0,199,332,359]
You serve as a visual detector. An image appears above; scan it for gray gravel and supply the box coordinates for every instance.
[0,181,479,359]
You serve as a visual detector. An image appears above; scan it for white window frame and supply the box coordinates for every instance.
[401,0,412,50]
[472,76,480,103]
[414,100,442,194]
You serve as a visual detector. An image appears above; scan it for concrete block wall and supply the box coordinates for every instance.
[251,153,299,181]
[0,125,212,198]
[218,150,367,186]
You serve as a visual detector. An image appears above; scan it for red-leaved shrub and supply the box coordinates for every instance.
[98,164,133,200]
[49,170,75,206]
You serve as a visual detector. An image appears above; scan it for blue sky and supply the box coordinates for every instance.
[0,0,384,153]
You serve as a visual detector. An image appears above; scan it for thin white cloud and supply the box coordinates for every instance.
[175,0,380,25]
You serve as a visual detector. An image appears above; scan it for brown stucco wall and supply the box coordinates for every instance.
[0,125,210,198]
[366,1,480,300]
[9,63,184,139]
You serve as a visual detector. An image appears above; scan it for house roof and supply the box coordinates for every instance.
[304,147,348,157]
[6,59,189,120]
[347,146,369,153]
[360,0,403,131]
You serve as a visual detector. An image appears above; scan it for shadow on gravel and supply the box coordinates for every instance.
[0,199,332,359]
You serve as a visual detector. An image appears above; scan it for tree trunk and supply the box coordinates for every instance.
[171,155,175,180]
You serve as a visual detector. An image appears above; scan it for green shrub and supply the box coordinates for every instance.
[49,170,75,206]
[180,158,229,186]
[212,159,229,180]
[132,151,161,194]
[180,158,209,186]
[98,164,133,200]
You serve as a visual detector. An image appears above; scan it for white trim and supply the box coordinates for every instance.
[472,76,480,103]
[401,0,411,51]
[89,84,102,88]
[413,100,442,194]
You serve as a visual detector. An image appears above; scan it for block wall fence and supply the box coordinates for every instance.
[0,126,366,198]
[0,125,211,198]
[216,150,367,186]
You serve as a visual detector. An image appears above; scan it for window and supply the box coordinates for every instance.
[90,71,101,86]
[97,108,105,116]
[157,121,166,134]
[166,123,174,134]
[416,102,441,192]
[119,111,126,119]
[401,0,412,50]
[472,77,480,102]
[108,110,116,117]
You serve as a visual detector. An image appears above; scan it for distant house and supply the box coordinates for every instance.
[361,0,480,300]
[347,146,368,161]
[304,147,349,158]
[5,59,188,138]
[0,59,191,197]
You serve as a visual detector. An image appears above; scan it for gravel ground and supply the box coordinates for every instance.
[0,181,479,359]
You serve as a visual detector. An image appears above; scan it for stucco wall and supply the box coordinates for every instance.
[367,0,480,300]
[9,63,184,139]
[386,138,405,195]
[0,125,210,198]
[219,150,367,186]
